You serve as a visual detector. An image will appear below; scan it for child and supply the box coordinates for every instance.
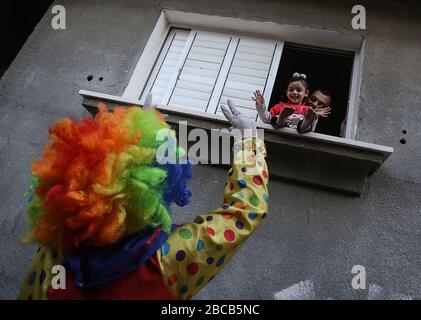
[253,73,330,133]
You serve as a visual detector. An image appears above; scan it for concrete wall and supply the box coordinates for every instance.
[1,0,420,299]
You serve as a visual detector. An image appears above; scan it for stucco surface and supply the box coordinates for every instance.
[0,0,420,299]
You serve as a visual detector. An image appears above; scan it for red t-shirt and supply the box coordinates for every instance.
[269,102,309,117]
[269,102,309,129]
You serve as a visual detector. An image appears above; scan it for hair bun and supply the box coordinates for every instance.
[293,72,307,80]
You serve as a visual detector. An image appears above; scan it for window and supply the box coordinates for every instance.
[270,43,355,137]
[123,10,365,139]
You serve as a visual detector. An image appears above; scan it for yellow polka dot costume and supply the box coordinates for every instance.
[158,137,268,299]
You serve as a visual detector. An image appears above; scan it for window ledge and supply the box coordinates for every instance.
[79,90,394,196]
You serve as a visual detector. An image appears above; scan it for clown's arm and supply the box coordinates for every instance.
[158,100,269,299]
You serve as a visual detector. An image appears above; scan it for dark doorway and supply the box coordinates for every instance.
[0,0,54,78]
[269,43,354,137]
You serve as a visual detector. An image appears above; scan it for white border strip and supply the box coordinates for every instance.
[166,10,363,51]
[123,11,170,99]
[346,39,365,139]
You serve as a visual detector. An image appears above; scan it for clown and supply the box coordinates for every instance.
[18,96,269,300]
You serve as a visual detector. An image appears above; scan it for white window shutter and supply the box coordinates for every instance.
[140,29,283,121]
[215,37,283,121]
[140,28,190,104]
[167,31,234,112]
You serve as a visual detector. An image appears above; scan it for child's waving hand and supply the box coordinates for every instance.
[252,90,265,105]
[253,90,271,123]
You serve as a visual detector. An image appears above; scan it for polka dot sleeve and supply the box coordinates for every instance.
[157,138,269,299]
[18,246,65,300]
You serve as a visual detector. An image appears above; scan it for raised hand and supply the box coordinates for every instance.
[142,93,168,119]
[143,93,157,110]
[220,99,256,139]
[280,106,295,118]
[252,90,265,106]
[314,106,331,118]
[276,105,295,126]
[253,90,272,124]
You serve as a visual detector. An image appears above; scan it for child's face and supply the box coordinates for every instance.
[286,81,309,104]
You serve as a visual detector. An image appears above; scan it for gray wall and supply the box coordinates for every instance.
[1,0,420,299]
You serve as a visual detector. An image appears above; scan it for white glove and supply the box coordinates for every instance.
[143,93,156,110]
[256,103,272,123]
[143,93,168,119]
[220,99,257,139]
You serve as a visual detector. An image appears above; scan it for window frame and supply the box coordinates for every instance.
[123,10,365,140]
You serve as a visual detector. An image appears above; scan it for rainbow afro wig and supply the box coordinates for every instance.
[26,104,192,250]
